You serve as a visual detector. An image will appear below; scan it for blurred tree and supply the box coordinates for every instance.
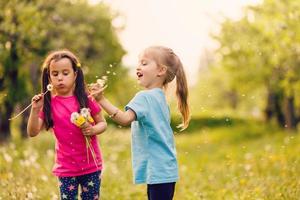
[0,0,130,141]
[212,0,300,130]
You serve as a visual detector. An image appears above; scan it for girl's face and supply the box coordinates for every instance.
[49,58,77,96]
[136,51,165,89]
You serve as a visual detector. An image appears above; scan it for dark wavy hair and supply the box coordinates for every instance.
[41,50,88,130]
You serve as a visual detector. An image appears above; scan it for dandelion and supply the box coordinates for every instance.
[96,79,106,87]
[3,153,12,163]
[9,84,53,120]
[80,108,90,118]
[47,84,53,91]
[70,108,99,170]
[80,108,94,123]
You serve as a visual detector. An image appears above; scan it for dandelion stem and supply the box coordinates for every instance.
[8,90,50,121]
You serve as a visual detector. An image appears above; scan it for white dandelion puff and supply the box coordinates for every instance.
[70,112,80,123]
[9,84,53,120]
[80,108,91,118]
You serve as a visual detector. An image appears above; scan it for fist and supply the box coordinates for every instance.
[31,94,44,109]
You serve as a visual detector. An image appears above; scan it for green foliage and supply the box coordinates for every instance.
[0,0,134,139]
[201,0,300,128]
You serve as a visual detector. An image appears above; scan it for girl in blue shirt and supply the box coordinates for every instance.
[91,46,190,200]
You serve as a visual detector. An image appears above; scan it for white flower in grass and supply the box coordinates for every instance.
[47,84,53,92]
[70,112,80,123]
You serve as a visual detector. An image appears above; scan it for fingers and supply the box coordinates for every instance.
[31,94,43,102]
[81,123,93,135]
[82,127,93,136]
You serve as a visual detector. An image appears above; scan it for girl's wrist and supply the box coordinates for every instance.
[31,107,41,113]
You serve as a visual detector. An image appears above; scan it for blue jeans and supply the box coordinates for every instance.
[147,182,176,200]
[58,171,101,200]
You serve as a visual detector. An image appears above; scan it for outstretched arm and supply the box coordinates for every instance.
[27,94,44,137]
[99,97,136,126]
[89,85,136,126]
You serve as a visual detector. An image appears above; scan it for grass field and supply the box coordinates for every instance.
[1,118,300,199]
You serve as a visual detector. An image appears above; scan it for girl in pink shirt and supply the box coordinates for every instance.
[27,50,107,200]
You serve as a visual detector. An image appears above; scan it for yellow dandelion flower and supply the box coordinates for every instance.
[74,115,86,127]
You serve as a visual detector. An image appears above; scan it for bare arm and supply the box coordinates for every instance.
[89,83,136,126]
[27,94,44,137]
[81,112,107,136]
[99,97,136,126]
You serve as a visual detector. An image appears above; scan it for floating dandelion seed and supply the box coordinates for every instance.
[8,84,53,120]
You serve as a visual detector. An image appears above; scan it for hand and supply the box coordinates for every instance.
[89,83,107,102]
[81,122,95,136]
[31,94,44,110]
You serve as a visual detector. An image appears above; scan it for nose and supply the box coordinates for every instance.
[57,73,63,81]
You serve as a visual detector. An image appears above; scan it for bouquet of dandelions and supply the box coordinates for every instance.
[70,76,107,169]
[70,108,99,169]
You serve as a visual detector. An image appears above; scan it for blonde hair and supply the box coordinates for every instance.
[144,46,190,130]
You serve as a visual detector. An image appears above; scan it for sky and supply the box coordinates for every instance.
[90,0,262,85]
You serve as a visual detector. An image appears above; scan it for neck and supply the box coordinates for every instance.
[55,90,74,97]
[145,83,163,90]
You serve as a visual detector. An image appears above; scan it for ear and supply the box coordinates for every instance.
[157,65,167,77]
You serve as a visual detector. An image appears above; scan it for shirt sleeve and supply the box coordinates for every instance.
[125,92,148,121]
[88,97,101,116]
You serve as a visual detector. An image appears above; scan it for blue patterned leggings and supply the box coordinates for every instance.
[58,171,101,200]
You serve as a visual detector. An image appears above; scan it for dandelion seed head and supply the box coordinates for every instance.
[3,153,12,163]
[47,84,53,91]
[96,79,106,87]
[70,112,80,123]
[80,108,91,117]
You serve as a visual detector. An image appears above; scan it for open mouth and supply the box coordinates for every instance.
[136,72,143,78]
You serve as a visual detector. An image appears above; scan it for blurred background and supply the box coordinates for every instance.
[1,0,300,199]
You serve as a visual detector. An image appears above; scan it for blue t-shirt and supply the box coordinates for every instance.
[125,88,178,184]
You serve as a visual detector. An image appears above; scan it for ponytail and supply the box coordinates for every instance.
[175,60,190,130]
[42,67,53,130]
[145,46,190,130]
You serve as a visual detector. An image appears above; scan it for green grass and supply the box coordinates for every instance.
[1,119,300,199]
